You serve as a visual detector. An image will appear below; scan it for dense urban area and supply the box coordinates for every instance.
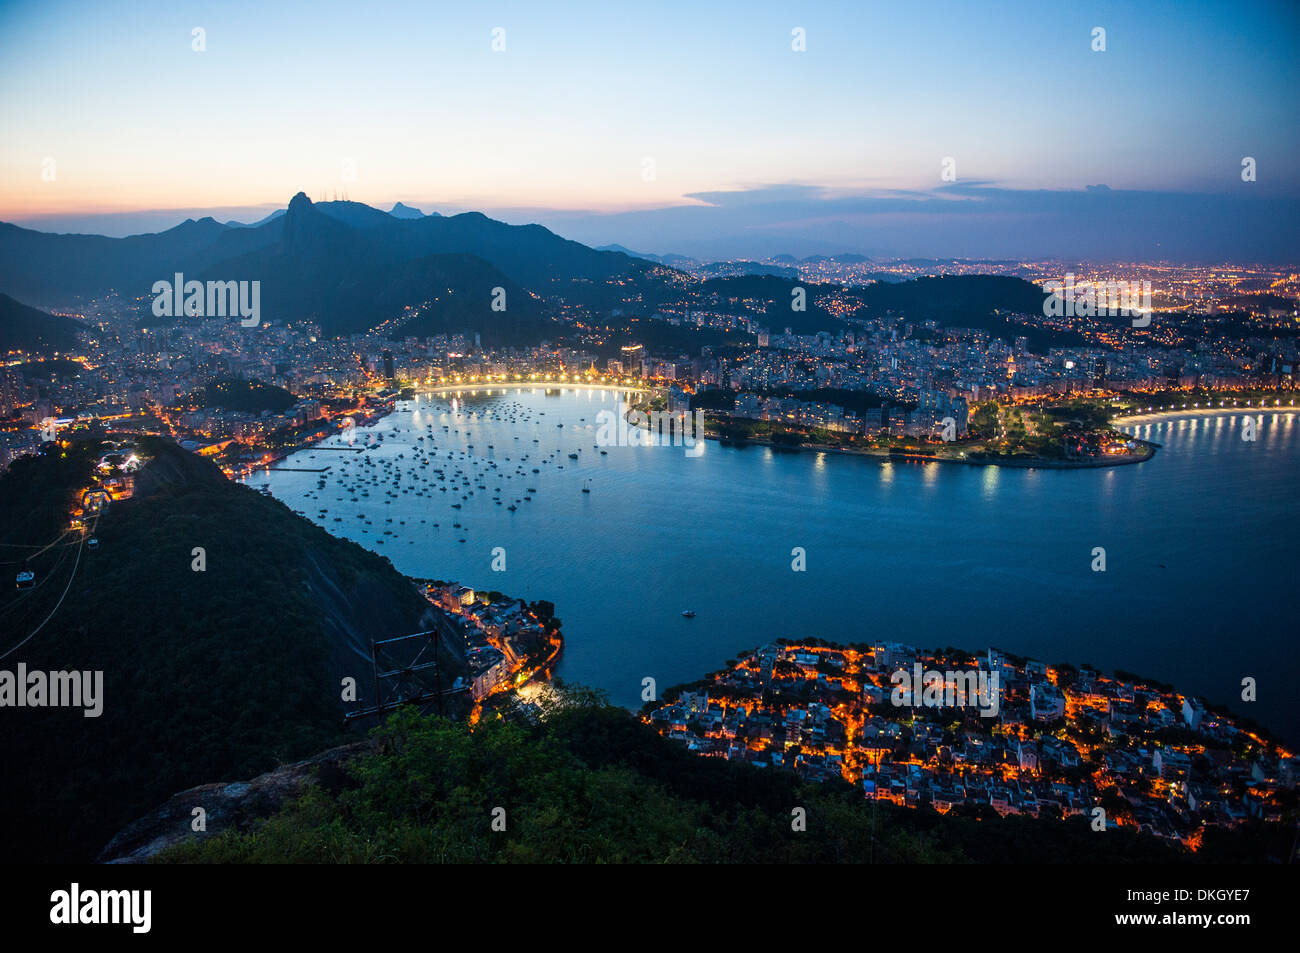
[644,639,1296,850]
[3,257,1296,473]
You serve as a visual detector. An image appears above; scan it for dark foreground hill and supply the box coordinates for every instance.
[0,437,455,862]
[0,292,81,354]
[124,696,1286,864]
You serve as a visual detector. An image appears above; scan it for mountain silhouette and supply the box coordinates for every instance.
[389,202,434,219]
[0,193,671,338]
[0,197,1070,345]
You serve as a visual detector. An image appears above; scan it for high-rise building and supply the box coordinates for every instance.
[1092,357,1107,387]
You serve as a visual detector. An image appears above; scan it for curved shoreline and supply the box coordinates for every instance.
[416,383,657,398]
[709,434,1156,469]
[1114,405,1298,425]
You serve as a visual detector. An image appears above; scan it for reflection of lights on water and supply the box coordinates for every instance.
[979,465,997,496]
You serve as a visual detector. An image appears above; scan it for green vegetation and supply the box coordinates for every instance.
[959,398,1139,462]
[190,377,298,414]
[152,690,1244,864]
[690,386,899,416]
[1043,399,1115,430]
[0,437,439,862]
[968,401,1000,438]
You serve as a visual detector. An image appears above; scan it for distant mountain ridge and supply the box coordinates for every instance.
[390,201,435,219]
[226,209,286,229]
[1,197,1077,346]
[226,201,437,228]
[0,192,674,338]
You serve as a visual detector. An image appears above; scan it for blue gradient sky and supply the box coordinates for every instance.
[1,0,1296,257]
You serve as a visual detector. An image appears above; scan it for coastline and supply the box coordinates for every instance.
[243,393,1295,479]
[706,428,1157,470]
[241,387,1298,746]
[237,403,395,479]
[1114,405,1298,425]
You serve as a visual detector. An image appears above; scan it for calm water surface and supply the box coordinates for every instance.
[246,389,1300,741]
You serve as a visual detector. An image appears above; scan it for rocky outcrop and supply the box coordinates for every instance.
[98,740,374,864]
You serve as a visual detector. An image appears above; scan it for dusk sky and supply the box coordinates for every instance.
[2,0,1297,259]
